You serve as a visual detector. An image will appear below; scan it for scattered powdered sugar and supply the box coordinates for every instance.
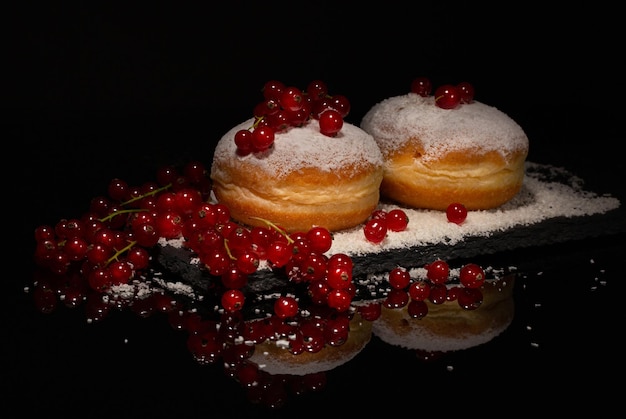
[328,161,620,257]
[210,118,383,178]
[360,94,528,162]
[163,162,620,262]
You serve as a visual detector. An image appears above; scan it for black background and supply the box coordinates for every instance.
[5,2,625,417]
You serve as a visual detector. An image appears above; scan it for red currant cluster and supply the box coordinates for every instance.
[358,259,487,321]
[410,76,475,109]
[32,160,365,317]
[33,162,211,290]
[363,208,409,244]
[234,79,351,155]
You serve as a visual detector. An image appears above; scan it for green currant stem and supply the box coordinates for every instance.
[223,238,237,260]
[249,216,294,244]
[99,208,148,223]
[120,183,172,207]
[251,116,264,130]
[105,240,138,266]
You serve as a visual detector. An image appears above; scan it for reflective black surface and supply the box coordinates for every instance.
[7,3,625,417]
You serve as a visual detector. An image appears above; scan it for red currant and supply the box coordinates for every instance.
[459,263,486,289]
[274,296,299,319]
[221,289,246,312]
[456,81,475,104]
[434,84,461,109]
[306,226,333,253]
[386,208,409,232]
[363,218,387,244]
[388,267,411,290]
[446,202,467,224]
[408,280,431,301]
[410,76,432,97]
[426,259,449,284]
[318,109,343,137]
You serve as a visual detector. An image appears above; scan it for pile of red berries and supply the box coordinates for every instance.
[411,76,475,109]
[234,79,351,155]
[31,160,367,317]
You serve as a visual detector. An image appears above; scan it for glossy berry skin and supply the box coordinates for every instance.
[318,109,343,137]
[363,218,387,244]
[408,280,431,301]
[306,226,333,253]
[386,209,409,232]
[274,296,299,319]
[456,81,475,103]
[221,289,245,312]
[410,77,432,97]
[426,259,449,284]
[434,84,461,109]
[459,263,486,289]
[388,267,411,290]
[446,202,467,224]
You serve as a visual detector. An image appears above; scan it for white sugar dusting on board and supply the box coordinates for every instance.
[327,162,620,257]
[169,162,620,260]
[211,118,383,178]
[360,93,528,162]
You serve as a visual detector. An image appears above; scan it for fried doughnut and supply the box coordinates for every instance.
[210,118,384,232]
[360,94,529,210]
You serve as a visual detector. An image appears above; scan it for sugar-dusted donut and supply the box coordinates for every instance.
[210,118,384,232]
[360,93,529,210]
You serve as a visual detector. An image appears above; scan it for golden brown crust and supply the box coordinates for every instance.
[372,276,515,351]
[210,119,384,232]
[248,313,373,375]
[212,164,383,232]
[380,143,527,210]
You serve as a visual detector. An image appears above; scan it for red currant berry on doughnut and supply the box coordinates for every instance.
[434,84,461,109]
[306,79,328,100]
[279,86,304,112]
[262,79,286,101]
[330,94,351,118]
[251,126,275,151]
[459,263,486,289]
[456,81,475,104]
[318,109,343,137]
[446,202,468,224]
[410,76,432,97]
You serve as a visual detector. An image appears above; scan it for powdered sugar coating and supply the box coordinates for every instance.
[360,93,528,162]
[212,118,383,178]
